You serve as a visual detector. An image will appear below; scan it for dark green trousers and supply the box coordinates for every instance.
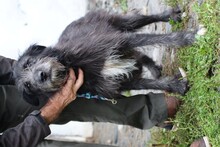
[0,85,168,131]
[0,85,168,146]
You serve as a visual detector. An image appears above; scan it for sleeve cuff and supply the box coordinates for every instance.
[29,110,51,136]
[29,110,47,125]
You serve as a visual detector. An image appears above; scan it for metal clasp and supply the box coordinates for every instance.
[103,98,117,104]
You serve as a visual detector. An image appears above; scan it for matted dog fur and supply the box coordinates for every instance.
[14,8,197,106]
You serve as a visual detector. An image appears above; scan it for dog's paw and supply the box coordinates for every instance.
[181,25,207,46]
[178,31,197,46]
[163,6,182,22]
[169,77,189,95]
[170,6,182,22]
[168,69,189,95]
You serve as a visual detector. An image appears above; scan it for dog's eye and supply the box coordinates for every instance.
[23,63,28,69]
[23,60,31,69]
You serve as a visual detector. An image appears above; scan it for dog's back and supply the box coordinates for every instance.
[54,10,142,98]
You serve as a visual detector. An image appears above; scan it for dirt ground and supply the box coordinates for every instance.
[87,0,175,147]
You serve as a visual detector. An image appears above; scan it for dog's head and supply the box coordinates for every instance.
[13,45,68,106]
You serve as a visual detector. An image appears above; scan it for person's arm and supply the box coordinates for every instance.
[0,114,50,147]
[0,69,84,147]
[0,56,16,85]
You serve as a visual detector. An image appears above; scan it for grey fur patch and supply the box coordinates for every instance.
[102,55,138,80]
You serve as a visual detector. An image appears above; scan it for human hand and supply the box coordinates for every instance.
[50,68,84,108]
[40,68,84,124]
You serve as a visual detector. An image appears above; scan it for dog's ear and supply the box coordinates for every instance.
[23,91,40,106]
[23,44,47,56]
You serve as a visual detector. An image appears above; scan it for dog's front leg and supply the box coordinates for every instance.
[127,31,197,48]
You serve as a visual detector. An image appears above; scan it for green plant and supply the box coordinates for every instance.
[116,0,128,12]
[154,0,220,146]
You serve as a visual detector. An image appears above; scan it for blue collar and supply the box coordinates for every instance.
[77,92,117,104]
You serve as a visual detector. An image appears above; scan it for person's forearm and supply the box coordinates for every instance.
[40,97,67,124]
[0,115,50,147]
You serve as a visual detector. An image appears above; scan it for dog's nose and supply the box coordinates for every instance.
[39,71,48,82]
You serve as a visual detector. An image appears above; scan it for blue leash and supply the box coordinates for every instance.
[77,92,117,104]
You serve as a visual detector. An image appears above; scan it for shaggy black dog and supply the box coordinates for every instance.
[13,8,195,106]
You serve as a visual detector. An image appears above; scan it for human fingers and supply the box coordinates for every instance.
[68,68,76,83]
[57,69,76,96]
[73,68,84,92]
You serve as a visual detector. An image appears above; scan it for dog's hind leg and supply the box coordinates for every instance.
[127,31,196,47]
[120,76,188,95]
[111,7,181,31]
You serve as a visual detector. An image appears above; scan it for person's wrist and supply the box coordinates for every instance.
[40,98,64,124]
[30,110,47,124]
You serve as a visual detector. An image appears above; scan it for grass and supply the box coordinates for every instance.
[116,0,219,145]
[115,0,128,12]
[153,0,220,146]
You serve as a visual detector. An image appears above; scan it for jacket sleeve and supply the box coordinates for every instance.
[0,55,16,85]
[0,114,51,147]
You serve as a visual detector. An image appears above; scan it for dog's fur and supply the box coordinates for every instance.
[13,8,195,106]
